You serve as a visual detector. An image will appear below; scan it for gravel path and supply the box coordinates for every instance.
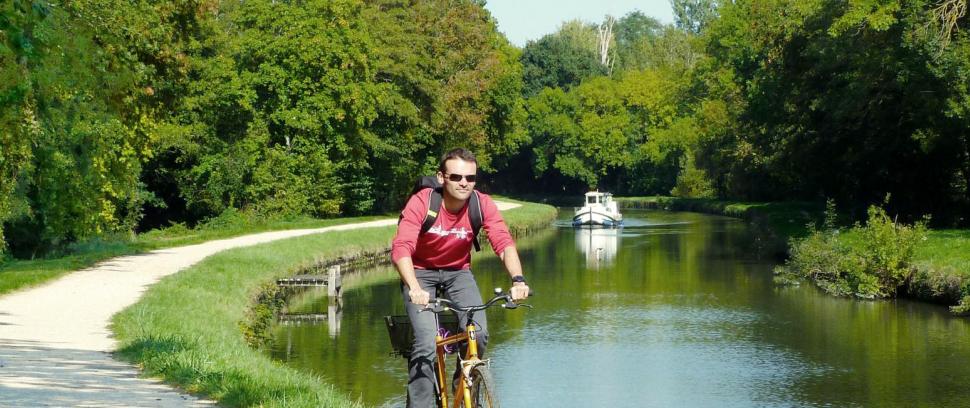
[0,202,519,406]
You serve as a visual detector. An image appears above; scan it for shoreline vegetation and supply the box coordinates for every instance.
[617,196,970,315]
[110,198,556,407]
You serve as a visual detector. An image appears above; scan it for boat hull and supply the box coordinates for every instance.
[572,209,622,227]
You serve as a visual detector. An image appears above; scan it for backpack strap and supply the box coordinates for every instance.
[468,191,483,252]
[421,188,443,234]
[414,188,483,253]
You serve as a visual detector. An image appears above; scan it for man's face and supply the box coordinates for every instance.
[438,158,477,202]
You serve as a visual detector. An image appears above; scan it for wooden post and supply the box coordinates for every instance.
[328,298,342,338]
[327,265,341,297]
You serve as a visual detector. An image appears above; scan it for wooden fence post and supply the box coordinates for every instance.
[327,265,342,297]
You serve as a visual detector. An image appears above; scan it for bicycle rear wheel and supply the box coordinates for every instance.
[467,364,500,408]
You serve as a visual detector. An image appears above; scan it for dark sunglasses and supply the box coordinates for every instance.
[445,173,477,183]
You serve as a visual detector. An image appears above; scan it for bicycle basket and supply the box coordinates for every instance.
[384,314,460,358]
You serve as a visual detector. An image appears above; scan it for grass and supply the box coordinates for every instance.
[916,229,970,277]
[0,213,385,295]
[910,229,970,311]
[110,200,557,407]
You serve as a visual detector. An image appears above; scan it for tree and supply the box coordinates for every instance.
[613,11,664,70]
[527,77,634,188]
[671,0,720,34]
[520,20,607,96]
[696,0,970,222]
[0,0,39,255]
[2,0,174,255]
[597,15,616,73]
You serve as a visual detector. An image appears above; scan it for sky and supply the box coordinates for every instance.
[483,0,676,47]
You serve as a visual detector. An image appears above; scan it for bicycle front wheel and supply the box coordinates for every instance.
[467,364,500,408]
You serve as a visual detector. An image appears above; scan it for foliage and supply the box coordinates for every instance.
[519,22,606,97]
[0,1,36,255]
[526,77,634,188]
[696,0,970,223]
[1,0,172,257]
[6,0,970,270]
[671,154,715,198]
[612,11,664,70]
[2,0,528,258]
[671,0,721,34]
[779,201,929,299]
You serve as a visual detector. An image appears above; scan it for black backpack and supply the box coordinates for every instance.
[400,176,484,252]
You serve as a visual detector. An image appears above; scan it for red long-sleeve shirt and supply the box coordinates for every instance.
[391,189,515,270]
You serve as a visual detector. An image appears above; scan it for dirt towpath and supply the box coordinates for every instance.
[0,202,519,407]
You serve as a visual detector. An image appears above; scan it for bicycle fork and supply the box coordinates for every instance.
[435,324,483,408]
[459,325,480,408]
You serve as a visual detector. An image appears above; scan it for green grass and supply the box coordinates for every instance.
[0,214,386,295]
[909,229,970,310]
[110,201,556,407]
[916,229,970,277]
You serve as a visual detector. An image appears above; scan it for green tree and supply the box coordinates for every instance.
[156,0,527,220]
[2,0,172,255]
[696,0,970,222]
[671,0,720,34]
[527,77,633,188]
[613,11,664,70]
[520,21,607,97]
[0,0,39,255]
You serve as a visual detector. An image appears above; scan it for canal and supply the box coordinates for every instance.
[267,209,970,407]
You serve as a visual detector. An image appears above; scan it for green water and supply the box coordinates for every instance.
[268,209,970,407]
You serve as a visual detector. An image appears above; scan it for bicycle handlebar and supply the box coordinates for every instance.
[422,290,533,314]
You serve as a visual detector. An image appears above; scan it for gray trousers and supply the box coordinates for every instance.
[403,269,488,408]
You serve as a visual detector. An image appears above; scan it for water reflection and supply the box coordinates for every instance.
[278,298,343,338]
[573,226,621,268]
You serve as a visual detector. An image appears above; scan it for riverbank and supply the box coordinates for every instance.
[616,196,970,314]
[110,198,556,407]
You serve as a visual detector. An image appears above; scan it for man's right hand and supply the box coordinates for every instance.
[408,286,431,306]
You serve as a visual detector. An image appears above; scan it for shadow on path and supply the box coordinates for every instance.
[0,339,215,407]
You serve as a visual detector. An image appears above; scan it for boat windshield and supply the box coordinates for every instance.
[587,196,599,204]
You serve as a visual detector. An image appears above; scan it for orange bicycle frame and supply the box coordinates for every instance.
[434,323,481,408]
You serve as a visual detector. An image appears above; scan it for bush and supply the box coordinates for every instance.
[780,200,928,299]
[859,206,928,296]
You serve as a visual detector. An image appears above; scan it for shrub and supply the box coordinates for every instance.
[858,206,928,296]
[780,200,928,299]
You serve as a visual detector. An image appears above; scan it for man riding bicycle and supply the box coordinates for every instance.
[391,148,530,408]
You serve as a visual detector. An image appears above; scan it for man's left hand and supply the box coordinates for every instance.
[510,282,530,301]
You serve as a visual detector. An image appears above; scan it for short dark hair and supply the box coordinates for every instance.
[438,148,477,173]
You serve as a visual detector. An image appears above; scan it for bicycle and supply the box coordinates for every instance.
[385,288,532,408]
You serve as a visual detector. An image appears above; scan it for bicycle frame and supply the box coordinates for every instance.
[433,318,482,408]
[417,290,530,408]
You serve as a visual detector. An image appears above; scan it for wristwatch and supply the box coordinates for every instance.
[511,275,527,284]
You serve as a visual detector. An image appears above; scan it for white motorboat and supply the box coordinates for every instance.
[572,191,623,227]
